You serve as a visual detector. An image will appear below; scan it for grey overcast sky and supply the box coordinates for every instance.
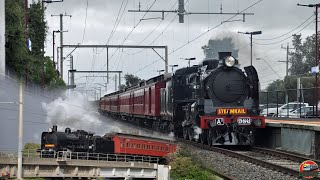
[42,0,316,93]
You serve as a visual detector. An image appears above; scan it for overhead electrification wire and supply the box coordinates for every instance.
[167,0,264,56]
[253,14,314,41]
[107,0,158,61]
[253,19,314,46]
[90,0,158,85]
[106,0,128,45]
[133,0,263,75]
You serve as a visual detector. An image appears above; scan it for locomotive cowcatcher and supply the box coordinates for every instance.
[99,52,265,146]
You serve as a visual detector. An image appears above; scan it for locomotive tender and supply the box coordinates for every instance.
[99,52,265,146]
[41,125,176,158]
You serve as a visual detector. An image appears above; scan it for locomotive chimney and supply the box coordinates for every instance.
[218,52,232,60]
[53,125,57,132]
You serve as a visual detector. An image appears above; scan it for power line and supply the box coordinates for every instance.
[108,0,158,61]
[253,19,315,46]
[253,14,314,41]
[106,0,128,45]
[167,0,264,55]
[133,0,263,75]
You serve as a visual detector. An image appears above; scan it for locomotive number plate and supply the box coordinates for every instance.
[237,118,252,125]
[215,118,224,125]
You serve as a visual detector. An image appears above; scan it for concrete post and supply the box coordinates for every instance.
[0,0,5,77]
[17,80,24,180]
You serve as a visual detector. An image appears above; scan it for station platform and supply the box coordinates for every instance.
[255,118,320,159]
[265,119,320,131]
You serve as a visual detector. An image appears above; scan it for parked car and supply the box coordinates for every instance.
[259,103,283,110]
[279,106,315,118]
[302,110,320,118]
[261,102,309,117]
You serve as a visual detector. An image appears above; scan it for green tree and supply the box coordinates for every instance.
[289,34,307,75]
[5,1,65,88]
[5,0,29,77]
[119,74,143,90]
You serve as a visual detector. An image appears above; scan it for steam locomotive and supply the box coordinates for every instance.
[99,52,265,146]
[40,125,176,158]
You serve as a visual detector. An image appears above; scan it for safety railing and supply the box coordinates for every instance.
[0,150,160,163]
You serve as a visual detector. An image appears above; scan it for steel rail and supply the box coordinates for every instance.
[177,138,320,179]
[252,147,320,164]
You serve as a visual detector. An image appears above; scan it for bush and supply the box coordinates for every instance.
[170,147,218,180]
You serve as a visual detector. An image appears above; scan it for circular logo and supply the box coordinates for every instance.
[299,160,319,179]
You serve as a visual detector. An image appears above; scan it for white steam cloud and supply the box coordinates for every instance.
[42,91,106,133]
[42,91,174,140]
[193,126,202,140]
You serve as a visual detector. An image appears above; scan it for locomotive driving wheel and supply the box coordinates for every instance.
[200,130,207,144]
[188,127,194,141]
[207,128,217,146]
[183,127,188,139]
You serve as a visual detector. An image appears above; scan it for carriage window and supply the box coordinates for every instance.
[147,145,150,149]
[126,143,130,147]
[161,147,164,151]
[132,143,135,148]
[166,147,169,152]
[142,144,145,149]
[152,145,154,150]
[137,144,140,149]
[156,146,159,151]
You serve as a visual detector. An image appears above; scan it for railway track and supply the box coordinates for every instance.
[102,116,320,179]
[177,137,320,179]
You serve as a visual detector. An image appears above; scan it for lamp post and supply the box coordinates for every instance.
[169,65,178,73]
[181,57,196,67]
[156,69,165,75]
[238,31,262,66]
[297,3,320,117]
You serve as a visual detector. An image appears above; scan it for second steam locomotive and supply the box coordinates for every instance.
[99,52,265,146]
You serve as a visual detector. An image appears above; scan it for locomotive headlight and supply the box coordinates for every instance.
[254,119,262,127]
[224,56,236,67]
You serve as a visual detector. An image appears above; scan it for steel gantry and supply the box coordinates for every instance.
[62,44,169,82]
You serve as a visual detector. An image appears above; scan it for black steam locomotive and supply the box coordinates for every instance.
[40,125,114,153]
[100,52,265,146]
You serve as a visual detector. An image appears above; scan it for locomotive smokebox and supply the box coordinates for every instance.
[53,125,57,132]
[218,52,232,60]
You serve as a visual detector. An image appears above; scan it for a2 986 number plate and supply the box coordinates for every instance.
[237,118,252,125]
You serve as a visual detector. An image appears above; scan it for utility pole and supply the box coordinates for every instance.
[115,74,117,91]
[181,57,196,67]
[52,13,72,80]
[0,0,5,77]
[279,43,294,117]
[279,43,294,77]
[238,31,262,66]
[70,55,74,86]
[17,80,24,180]
[298,3,320,117]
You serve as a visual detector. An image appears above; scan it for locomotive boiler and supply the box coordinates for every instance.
[99,52,265,146]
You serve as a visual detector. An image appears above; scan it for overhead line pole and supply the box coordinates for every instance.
[52,13,72,80]
[297,3,320,117]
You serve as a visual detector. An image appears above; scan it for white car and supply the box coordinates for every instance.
[280,106,314,118]
[261,102,309,117]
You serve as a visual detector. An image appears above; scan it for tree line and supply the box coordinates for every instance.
[260,33,320,105]
[5,1,65,89]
